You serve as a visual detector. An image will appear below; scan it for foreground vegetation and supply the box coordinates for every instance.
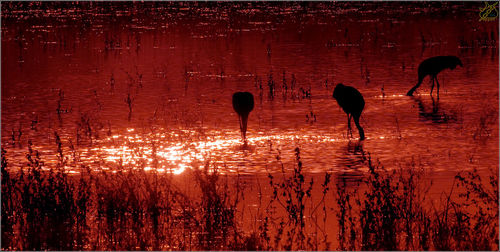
[1,144,498,251]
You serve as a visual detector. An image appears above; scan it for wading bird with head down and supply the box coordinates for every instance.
[232,92,254,142]
[333,83,365,140]
[406,55,463,97]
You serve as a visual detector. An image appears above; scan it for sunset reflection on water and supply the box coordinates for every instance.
[98,128,350,175]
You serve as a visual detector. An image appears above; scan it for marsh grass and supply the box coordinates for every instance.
[1,141,498,250]
[335,152,498,251]
[264,147,330,250]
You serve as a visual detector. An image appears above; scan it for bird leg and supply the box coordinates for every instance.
[348,114,353,130]
[238,115,244,141]
[354,116,365,140]
[435,76,440,100]
[239,114,249,142]
[431,95,439,114]
[430,76,435,96]
[347,114,353,138]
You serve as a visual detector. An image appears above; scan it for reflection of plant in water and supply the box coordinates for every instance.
[473,106,497,141]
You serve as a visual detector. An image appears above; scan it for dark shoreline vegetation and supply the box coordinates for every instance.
[1,144,497,250]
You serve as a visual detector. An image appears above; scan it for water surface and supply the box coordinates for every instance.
[2,2,498,181]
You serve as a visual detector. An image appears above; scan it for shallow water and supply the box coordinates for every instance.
[2,2,498,181]
[1,3,499,251]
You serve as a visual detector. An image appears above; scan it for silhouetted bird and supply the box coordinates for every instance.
[406,56,463,97]
[232,92,254,141]
[333,84,365,140]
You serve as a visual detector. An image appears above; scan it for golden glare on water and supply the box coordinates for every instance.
[97,128,349,175]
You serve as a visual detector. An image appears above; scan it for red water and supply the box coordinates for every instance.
[1,2,498,249]
[2,2,497,177]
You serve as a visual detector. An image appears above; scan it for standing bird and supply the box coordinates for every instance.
[333,83,365,140]
[232,92,254,141]
[406,56,463,97]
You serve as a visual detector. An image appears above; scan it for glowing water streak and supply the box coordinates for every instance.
[99,129,345,175]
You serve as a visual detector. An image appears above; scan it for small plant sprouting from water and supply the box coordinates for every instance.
[290,74,297,100]
[395,116,402,140]
[267,71,275,100]
[125,91,134,122]
[109,73,115,91]
[306,110,317,124]
[56,89,69,125]
[281,70,288,101]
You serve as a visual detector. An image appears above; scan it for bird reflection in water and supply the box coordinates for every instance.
[336,140,367,181]
[412,96,457,123]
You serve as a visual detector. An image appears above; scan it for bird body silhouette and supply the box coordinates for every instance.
[232,92,254,141]
[407,56,463,97]
[333,84,365,140]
